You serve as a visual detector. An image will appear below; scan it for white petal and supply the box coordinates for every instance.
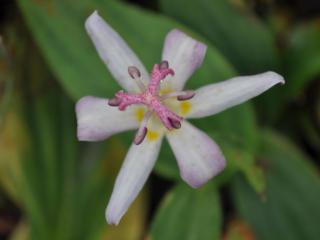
[162,29,207,91]
[166,121,225,188]
[188,71,285,118]
[106,136,163,225]
[76,96,139,141]
[85,11,149,92]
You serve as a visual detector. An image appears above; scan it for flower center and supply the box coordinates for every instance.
[108,61,195,145]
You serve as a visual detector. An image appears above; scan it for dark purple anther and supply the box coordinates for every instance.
[159,60,169,70]
[128,66,141,79]
[134,127,148,145]
[108,98,121,106]
[168,118,181,129]
[177,90,195,101]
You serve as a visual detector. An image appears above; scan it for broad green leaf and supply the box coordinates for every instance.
[284,21,320,98]
[150,183,221,240]
[160,0,279,73]
[0,40,13,127]
[261,21,320,123]
[231,130,320,240]
[228,148,265,194]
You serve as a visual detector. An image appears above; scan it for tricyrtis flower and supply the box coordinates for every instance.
[76,11,285,225]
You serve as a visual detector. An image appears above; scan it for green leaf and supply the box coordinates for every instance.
[260,21,320,124]
[231,130,320,240]
[283,21,320,98]
[230,149,265,194]
[0,42,13,127]
[150,183,221,240]
[160,0,279,73]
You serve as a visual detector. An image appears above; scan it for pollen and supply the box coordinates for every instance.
[146,130,159,141]
[136,108,145,122]
[180,101,192,115]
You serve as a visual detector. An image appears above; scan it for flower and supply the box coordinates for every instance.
[76,11,285,225]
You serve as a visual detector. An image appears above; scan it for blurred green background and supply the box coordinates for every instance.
[0,0,320,239]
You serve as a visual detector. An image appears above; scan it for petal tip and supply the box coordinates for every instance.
[162,28,207,90]
[167,28,184,37]
[264,71,285,85]
[76,127,92,142]
[165,28,207,52]
[75,96,111,142]
[105,209,120,226]
[184,175,209,189]
[85,10,105,35]
[75,96,101,118]
[85,10,99,26]
[76,126,111,142]
[75,96,93,112]
[194,41,207,68]
[182,155,226,189]
[105,198,127,226]
[75,97,95,142]
[216,154,227,174]
[188,180,206,189]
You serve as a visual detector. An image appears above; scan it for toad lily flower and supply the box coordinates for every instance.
[76,11,285,225]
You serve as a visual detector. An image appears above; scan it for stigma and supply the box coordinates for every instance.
[108,61,195,145]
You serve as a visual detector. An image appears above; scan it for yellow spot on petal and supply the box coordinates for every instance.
[160,88,172,95]
[136,108,145,122]
[146,130,159,141]
[180,101,192,116]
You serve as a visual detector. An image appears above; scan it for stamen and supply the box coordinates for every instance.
[128,66,141,78]
[111,61,187,138]
[168,117,181,129]
[134,111,153,145]
[134,127,147,145]
[177,90,195,101]
[160,60,169,70]
[108,98,121,106]
[160,90,195,101]
[128,66,146,91]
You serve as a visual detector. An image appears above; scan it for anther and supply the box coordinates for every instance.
[108,98,121,106]
[134,127,148,145]
[128,66,141,79]
[160,60,169,70]
[168,118,181,129]
[177,90,195,101]
[128,66,146,91]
